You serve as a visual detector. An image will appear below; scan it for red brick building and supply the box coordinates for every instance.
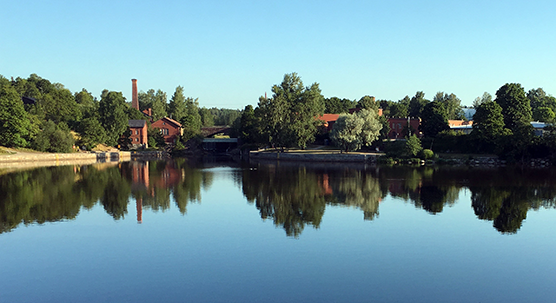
[151,117,183,144]
[387,117,421,139]
[129,120,148,148]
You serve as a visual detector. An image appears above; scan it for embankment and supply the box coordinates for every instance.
[0,151,132,169]
[249,150,380,163]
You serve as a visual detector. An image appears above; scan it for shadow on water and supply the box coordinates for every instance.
[1,156,556,236]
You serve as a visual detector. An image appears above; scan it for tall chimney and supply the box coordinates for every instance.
[132,79,139,110]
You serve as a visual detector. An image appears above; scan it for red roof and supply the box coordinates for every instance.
[317,114,340,122]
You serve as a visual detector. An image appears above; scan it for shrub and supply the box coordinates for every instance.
[420,149,434,159]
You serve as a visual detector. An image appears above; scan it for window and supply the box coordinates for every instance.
[135,130,138,135]
[135,138,138,142]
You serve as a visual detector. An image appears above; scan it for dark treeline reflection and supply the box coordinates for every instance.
[2,160,556,236]
[0,159,210,233]
[240,162,556,236]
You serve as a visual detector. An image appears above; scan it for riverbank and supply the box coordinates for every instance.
[0,151,132,169]
[249,149,382,163]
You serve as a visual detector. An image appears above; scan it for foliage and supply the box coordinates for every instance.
[99,90,129,146]
[199,107,214,127]
[405,135,422,157]
[78,117,106,149]
[473,92,493,109]
[239,105,260,144]
[433,92,465,119]
[357,108,382,147]
[420,101,449,137]
[180,97,202,138]
[0,86,30,147]
[532,106,555,123]
[495,83,532,132]
[471,101,509,153]
[324,97,356,114]
[356,95,379,112]
[409,91,429,117]
[256,73,325,149]
[32,120,74,153]
[420,149,434,159]
[168,86,187,122]
[148,127,166,148]
[330,113,364,152]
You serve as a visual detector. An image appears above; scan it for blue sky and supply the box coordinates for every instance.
[2,0,555,109]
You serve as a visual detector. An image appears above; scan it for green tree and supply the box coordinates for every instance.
[33,120,74,153]
[409,91,429,117]
[239,105,259,144]
[324,97,355,114]
[257,73,325,149]
[168,86,187,122]
[405,135,422,157]
[199,107,214,127]
[433,92,464,119]
[420,101,449,138]
[0,86,30,147]
[495,83,532,132]
[533,106,555,123]
[471,101,509,152]
[99,90,128,146]
[330,113,364,152]
[78,117,106,149]
[181,97,202,140]
[356,95,379,112]
[151,89,168,121]
[473,92,493,109]
[357,108,382,147]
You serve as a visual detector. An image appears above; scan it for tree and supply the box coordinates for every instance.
[0,86,30,147]
[357,109,382,147]
[356,95,379,112]
[99,90,128,146]
[533,107,555,123]
[472,101,509,152]
[168,86,187,122]
[473,92,492,109]
[409,91,429,117]
[199,107,214,127]
[494,83,532,132]
[239,105,259,144]
[78,117,106,149]
[181,97,202,140]
[330,114,363,152]
[420,101,449,138]
[405,135,422,157]
[433,92,464,119]
[324,97,355,114]
[257,73,325,149]
[151,89,168,121]
[32,120,74,153]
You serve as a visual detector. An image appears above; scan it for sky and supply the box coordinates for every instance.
[2,0,556,109]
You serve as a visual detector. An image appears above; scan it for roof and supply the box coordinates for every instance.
[155,117,182,128]
[317,114,340,122]
[129,120,146,128]
[531,121,547,129]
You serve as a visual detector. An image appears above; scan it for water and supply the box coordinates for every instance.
[1,159,555,302]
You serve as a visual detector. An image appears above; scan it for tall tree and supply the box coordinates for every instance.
[357,109,382,147]
[409,91,429,118]
[420,101,449,138]
[494,83,532,132]
[168,86,187,122]
[330,113,364,152]
[181,98,202,140]
[239,105,259,144]
[198,107,214,127]
[471,101,509,152]
[356,95,379,113]
[257,73,325,149]
[433,92,464,120]
[473,92,493,109]
[151,89,167,121]
[0,86,30,147]
[99,90,128,146]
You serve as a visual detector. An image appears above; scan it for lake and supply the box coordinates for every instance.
[1,158,556,302]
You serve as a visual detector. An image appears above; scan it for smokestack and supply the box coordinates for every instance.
[132,79,139,110]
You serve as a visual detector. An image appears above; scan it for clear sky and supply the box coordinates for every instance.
[2,0,555,109]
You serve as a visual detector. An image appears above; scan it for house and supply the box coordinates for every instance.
[317,114,340,132]
[151,117,183,144]
[448,120,473,134]
[128,120,148,148]
[387,117,421,139]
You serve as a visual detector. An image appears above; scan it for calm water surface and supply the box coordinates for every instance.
[1,158,556,302]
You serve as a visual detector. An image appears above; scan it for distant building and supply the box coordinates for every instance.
[151,117,183,144]
[128,120,148,148]
[387,118,421,139]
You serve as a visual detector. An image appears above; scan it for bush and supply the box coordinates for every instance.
[420,149,434,159]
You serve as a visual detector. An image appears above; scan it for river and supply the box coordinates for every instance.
[1,158,555,302]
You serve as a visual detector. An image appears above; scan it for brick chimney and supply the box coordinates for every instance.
[131,79,139,110]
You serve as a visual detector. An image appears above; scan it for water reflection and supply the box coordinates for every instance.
[1,159,556,236]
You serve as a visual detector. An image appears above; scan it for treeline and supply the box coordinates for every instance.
[0,74,241,151]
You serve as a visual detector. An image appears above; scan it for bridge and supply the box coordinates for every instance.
[200,126,233,138]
